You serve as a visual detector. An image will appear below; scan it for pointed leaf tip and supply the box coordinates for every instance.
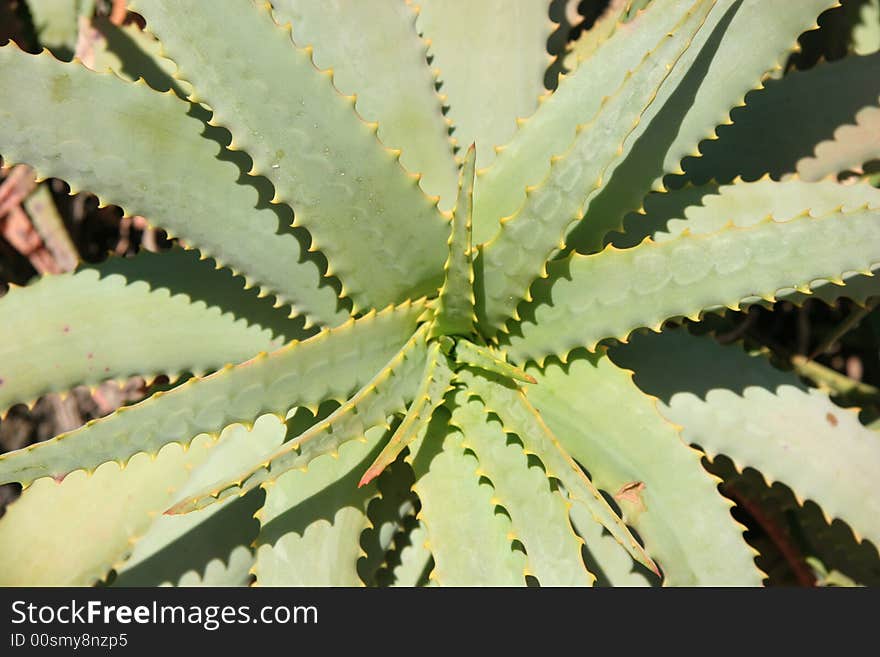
[431,144,477,336]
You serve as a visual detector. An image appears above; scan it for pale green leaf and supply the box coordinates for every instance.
[475,0,838,250]
[0,46,346,326]
[167,325,430,514]
[113,415,287,586]
[133,0,449,311]
[415,0,553,167]
[613,329,880,551]
[506,206,880,365]
[565,0,840,252]
[477,0,714,334]
[0,248,306,415]
[527,350,762,585]
[431,144,477,337]
[254,426,387,586]
[390,522,432,587]
[271,0,458,208]
[0,434,217,586]
[458,369,660,575]
[0,301,425,486]
[359,341,453,488]
[410,407,527,586]
[797,104,880,182]
[680,52,880,184]
[452,397,594,586]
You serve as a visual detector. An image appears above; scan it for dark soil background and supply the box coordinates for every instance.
[1,0,878,586]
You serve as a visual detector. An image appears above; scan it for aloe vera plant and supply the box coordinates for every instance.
[0,0,878,587]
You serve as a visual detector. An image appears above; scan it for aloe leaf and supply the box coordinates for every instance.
[681,52,880,184]
[359,459,418,586]
[618,178,880,246]
[614,179,880,303]
[270,0,458,208]
[391,522,432,587]
[167,325,430,514]
[431,144,477,337]
[133,0,449,312]
[506,205,880,365]
[852,0,880,55]
[414,0,553,167]
[359,341,454,488]
[28,0,87,57]
[453,340,535,384]
[0,301,425,486]
[451,397,595,586]
[613,329,880,551]
[112,415,287,586]
[458,368,660,576]
[570,504,658,587]
[0,434,217,586]
[81,15,190,96]
[477,0,714,334]
[527,350,762,585]
[409,406,528,586]
[563,0,630,70]
[0,248,306,415]
[797,104,880,182]
[564,0,840,252]
[612,178,880,304]
[254,425,388,586]
[476,0,839,251]
[0,46,345,326]
[472,0,693,244]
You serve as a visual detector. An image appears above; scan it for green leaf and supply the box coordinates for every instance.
[0,434,217,586]
[431,144,477,338]
[409,405,528,586]
[167,325,430,514]
[0,248,307,415]
[797,104,880,182]
[358,459,418,586]
[391,522,432,587]
[28,0,87,57]
[0,46,346,326]
[133,0,449,311]
[0,301,425,486]
[611,178,880,305]
[565,0,840,252]
[270,0,458,208]
[506,205,880,365]
[458,368,660,576]
[471,0,692,244]
[451,397,595,586]
[475,0,839,250]
[453,340,536,384]
[171,547,255,587]
[112,415,287,586]
[613,328,880,552]
[254,425,387,586]
[359,341,454,488]
[626,0,654,18]
[615,178,880,247]
[852,0,880,55]
[680,52,880,184]
[526,350,762,585]
[563,0,630,70]
[82,16,190,96]
[477,0,714,334]
[414,0,553,167]
[570,504,658,587]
